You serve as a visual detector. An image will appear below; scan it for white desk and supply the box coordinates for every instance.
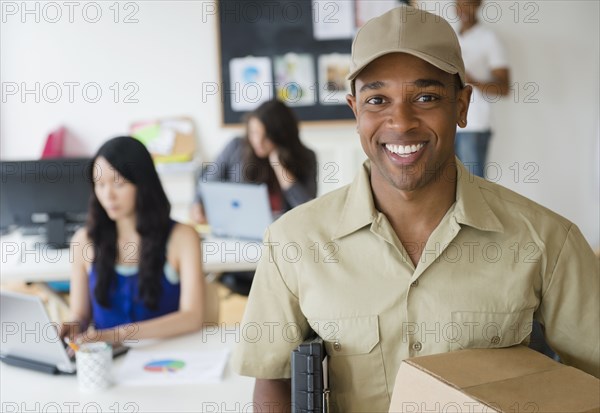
[0,327,255,412]
[1,232,261,283]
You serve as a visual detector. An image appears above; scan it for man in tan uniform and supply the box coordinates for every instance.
[232,5,599,412]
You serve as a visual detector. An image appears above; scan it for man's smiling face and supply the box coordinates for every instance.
[347,53,471,194]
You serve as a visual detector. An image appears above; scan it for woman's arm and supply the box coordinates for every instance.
[60,228,92,339]
[271,149,318,208]
[80,224,206,344]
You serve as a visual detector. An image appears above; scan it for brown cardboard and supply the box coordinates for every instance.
[389,346,600,413]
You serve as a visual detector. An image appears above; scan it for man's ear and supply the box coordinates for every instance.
[346,93,358,119]
[456,85,472,128]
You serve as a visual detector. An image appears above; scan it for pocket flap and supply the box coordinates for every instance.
[308,315,380,356]
[450,308,534,350]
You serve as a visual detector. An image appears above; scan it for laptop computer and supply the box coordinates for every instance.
[0,291,128,375]
[1,291,76,374]
[200,182,273,240]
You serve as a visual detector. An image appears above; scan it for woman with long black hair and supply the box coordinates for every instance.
[61,136,204,343]
[190,100,317,295]
[192,99,317,224]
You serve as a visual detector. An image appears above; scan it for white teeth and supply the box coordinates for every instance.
[385,143,424,156]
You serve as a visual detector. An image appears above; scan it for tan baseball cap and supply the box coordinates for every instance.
[347,5,465,90]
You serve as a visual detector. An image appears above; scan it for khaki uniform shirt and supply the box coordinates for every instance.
[232,160,599,412]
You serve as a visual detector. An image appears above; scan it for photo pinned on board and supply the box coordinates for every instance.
[274,53,316,107]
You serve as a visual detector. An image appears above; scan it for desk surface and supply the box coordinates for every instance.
[1,232,261,283]
[0,327,254,412]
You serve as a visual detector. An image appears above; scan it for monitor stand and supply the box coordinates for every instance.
[46,215,68,249]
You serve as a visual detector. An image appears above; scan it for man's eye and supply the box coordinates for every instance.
[417,95,438,103]
[366,96,384,105]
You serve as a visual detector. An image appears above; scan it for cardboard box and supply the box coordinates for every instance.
[389,346,599,413]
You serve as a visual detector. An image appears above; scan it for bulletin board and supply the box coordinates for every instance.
[217,0,407,125]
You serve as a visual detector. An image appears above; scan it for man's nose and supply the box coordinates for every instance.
[387,102,419,133]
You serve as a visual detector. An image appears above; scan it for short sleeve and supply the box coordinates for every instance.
[487,31,508,69]
[231,228,311,379]
[539,224,600,378]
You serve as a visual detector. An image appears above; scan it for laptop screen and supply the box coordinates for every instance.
[200,182,273,240]
[1,291,75,373]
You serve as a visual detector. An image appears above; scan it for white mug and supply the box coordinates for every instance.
[76,342,113,392]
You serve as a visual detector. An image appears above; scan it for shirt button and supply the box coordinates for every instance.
[490,336,501,345]
[412,341,423,352]
[333,341,342,351]
[410,280,419,287]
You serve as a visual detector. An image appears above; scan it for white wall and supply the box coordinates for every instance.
[2,1,598,248]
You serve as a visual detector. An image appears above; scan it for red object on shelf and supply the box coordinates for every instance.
[41,127,66,158]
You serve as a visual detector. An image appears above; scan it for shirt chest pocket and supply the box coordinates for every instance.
[450,308,535,351]
[308,316,389,412]
[309,316,379,355]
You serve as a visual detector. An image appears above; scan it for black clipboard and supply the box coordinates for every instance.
[291,336,329,413]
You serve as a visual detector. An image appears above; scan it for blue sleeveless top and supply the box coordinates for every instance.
[88,222,181,330]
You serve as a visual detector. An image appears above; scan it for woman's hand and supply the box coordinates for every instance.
[60,319,89,356]
[190,202,208,225]
[60,319,88,342]
[269,149,296,190]
[267,147,280,166]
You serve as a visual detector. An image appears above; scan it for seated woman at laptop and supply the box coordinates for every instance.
[61,136,205,343]
[191,99,317,224]
[191,99,317,295]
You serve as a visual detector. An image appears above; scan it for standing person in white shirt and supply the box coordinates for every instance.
[455,0,511,177]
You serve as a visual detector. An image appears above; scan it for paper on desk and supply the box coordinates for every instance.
[115,349,230,386]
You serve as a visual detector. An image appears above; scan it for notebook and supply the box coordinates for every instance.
[0,291,128,374]
[200,182,273,240]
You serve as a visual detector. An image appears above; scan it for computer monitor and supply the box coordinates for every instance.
[0,158,92,247]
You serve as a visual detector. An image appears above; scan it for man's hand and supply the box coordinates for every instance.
[254,378,292,412]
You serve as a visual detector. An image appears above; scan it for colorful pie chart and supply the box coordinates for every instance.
[144,359,186,373]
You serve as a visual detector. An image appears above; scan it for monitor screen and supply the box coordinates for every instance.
[0,158,92,233]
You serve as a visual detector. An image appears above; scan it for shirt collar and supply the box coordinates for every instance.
[453,159,504,233]
[332,161,378,239]
[332,159,503,240]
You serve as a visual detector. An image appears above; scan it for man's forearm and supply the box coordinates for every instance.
[254,378,292,412]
